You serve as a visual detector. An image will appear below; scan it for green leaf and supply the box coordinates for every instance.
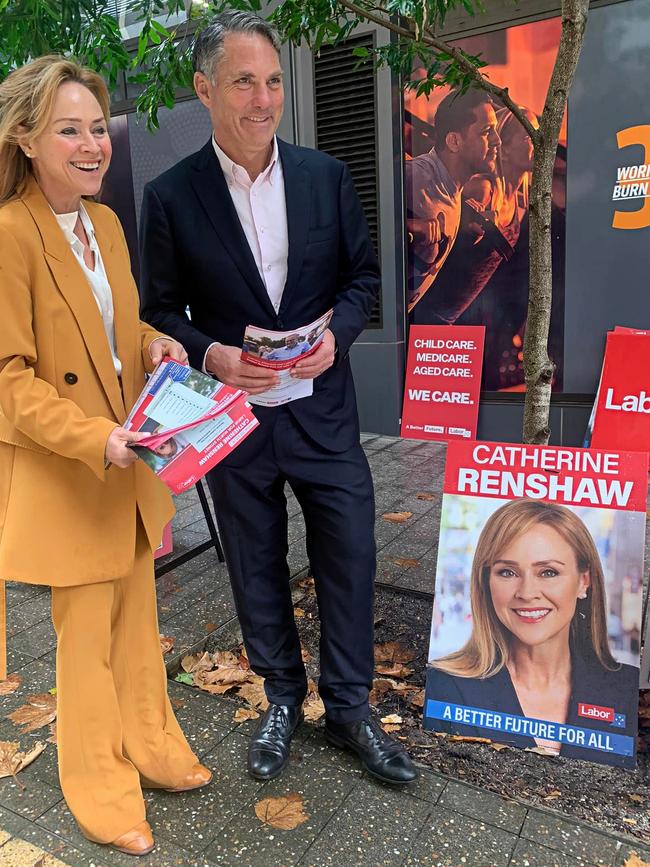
[174,672,194,685]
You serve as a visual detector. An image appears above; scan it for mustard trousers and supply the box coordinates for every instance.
[51,520,197,843]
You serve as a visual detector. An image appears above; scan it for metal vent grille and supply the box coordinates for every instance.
[314,33,382,329]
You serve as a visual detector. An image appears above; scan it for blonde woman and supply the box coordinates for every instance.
[0,56,210,855]
[428,499,638,765]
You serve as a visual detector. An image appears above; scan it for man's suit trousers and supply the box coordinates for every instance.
[208,408,376,724]
[51,517,197,843]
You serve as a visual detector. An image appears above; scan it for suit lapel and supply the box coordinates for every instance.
[278,140,311,314]
[21,180,126,421]
[190,141,277,319]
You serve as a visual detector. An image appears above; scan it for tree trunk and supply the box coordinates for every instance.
[522,0,590,444]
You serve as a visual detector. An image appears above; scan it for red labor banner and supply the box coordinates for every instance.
[400,325,485,442]
[590,331,650,453]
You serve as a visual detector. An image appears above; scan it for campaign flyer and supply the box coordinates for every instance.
[400,325,485,442]
[241,309,333,407]
[425,441,648,768]
[124,360,259,494]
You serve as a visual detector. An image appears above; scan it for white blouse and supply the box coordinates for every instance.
[54,203,122,376]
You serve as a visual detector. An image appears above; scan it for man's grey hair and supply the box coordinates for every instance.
[192,11,282,82]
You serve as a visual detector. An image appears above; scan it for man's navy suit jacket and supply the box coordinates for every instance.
[139,138,381,456]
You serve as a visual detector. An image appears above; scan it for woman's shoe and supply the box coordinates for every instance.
[111,820,155,856]
[164,763,212,792]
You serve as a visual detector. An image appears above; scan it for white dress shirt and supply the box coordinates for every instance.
[54,203,122,376]
[204,136,289,372]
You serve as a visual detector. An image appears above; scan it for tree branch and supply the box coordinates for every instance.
[334,0,539,143]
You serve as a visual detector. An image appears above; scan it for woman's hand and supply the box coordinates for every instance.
[105,427,147,469]
[149,338,189,366]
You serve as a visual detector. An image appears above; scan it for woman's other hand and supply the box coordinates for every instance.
[105,427,147,468]
[149,338,188,366]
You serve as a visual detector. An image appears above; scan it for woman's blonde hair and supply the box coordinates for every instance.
[432,499,618,678]
[0,55,110,204]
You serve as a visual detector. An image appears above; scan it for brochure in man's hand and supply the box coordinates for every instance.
[241,309,333,407]
[124,359,259,494]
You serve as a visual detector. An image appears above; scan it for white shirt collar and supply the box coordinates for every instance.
[52,201,96,248]
[212,135,280,187]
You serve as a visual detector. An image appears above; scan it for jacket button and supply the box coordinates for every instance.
[277,319,284,328]
[64,372,78,385]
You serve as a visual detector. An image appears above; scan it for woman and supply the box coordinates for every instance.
[428,499,638,767]
[0,56,210,855]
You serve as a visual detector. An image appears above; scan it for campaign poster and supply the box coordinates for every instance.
[424,441,647,768]
[404,19,566,391]
[400,325,484,442]
[589,331,650,453]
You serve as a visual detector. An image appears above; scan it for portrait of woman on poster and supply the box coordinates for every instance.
[427,499,639,767]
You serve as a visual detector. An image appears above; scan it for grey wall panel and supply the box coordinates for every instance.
[350,341,404,436]
[564,0,650,392]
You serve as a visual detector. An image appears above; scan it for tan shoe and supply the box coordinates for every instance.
[165,763,212,793]
[111,820,154,856]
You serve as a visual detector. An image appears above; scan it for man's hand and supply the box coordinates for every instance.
[205,343,279,395]
[290,329,336,380]
[149,338,189,366]
[105,428,148,469]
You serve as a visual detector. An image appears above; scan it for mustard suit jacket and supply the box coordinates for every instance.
[0,178,175,676]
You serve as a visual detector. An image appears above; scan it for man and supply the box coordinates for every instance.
[406,89,501,313]
[266,333,311,361]
[140,11,416,786]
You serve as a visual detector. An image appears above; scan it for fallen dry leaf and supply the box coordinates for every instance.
[623,818,637,826]
[159,635,175,655]
[449,735,492,745]
[416,492,436,501]
[544,790,562,801]
[391,557,420,569]
[0,740,46,778]
[375,663,414,679]
[408,689,426,710]
[303,680,326,723]
[296,576,316,593]
[237,677,269,712]
[171,697,186,710]
[293,607,306,618]
[623,853,650,867]
[374,641,416,664]
[47,723,57,745]
[380,714,403,725]
[0,673,22,696]
[233,707,260,724]
[181,651,213,674]
[524,745,558,756]
[203,622,217,632]
[254,793,309,830]
[382,511,413,524]
[7,694,57,734]
[301,645,313,664]
[490,743,508,752]
[196,666,252,687]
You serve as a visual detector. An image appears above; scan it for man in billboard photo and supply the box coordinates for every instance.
[427,499,639,766]
[405,88,501,312]
[140,11,417,785]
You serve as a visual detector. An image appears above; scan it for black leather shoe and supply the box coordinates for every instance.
[247,703,304,780]
[325,716,418,785]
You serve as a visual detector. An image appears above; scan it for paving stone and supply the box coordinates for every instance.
[0,769,63,822]
[172,708,232,759]
[204,755,357,865]
[520,810,621,866]
[438,779,527,833]
[403,769,447,806]
[300,777,430,866]
[158,570,232,624]
[5,582,48,607]
[6,593,53,639]
[9,618,57,660]
[5,649,36,673]
[300,728,364,778]
[36,800,219,866]
[509,837,604,866]
[167,682,243,730]
[403,805,516,866]
[146,732,265,853]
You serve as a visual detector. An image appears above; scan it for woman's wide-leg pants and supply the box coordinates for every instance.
[51,519,198,843]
